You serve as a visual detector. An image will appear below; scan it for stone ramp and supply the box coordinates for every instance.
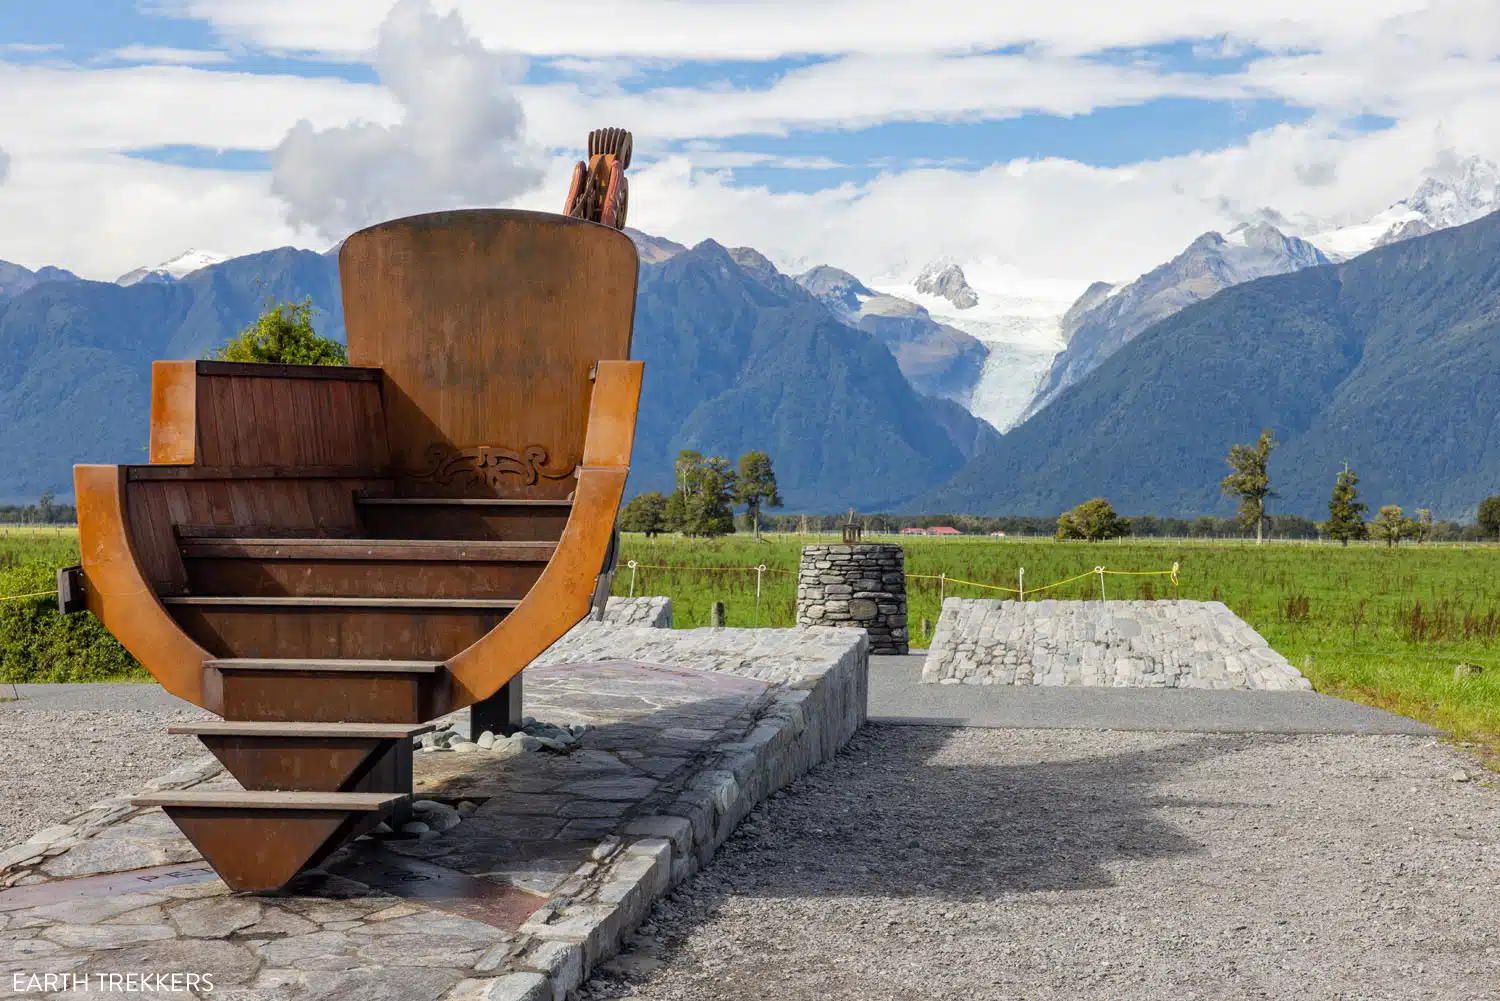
[922,599,1311,691]
[0,626,865,1001]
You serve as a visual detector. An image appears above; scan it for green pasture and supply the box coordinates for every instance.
[0,527,145,684]
[614,533,1500,759]
[1,527,1495,763]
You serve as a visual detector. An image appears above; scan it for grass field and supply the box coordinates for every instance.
[2,527,1495,762]
[613,533,1500,761]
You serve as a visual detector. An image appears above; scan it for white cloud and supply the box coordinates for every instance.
[0,43,63,55]
[0,151,311,277]
[163,0,1440,61]
[4,0,1500,292]
[267,0,543,241]
[0,146,9,184]
[0,62,393,156]
[102,45,233,65]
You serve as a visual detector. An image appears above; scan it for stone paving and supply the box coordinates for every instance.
[923,599,1312,691]
[0,626,866,1001]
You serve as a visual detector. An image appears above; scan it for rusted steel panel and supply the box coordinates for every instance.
[149,360,198,465]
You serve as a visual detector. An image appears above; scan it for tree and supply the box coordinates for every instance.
[1369,505,1414,547]
[619,492,668,537]
[1321,464,1368,546]
[1056,498,1131,541]
[734,451,782,540]
[1221,429,1278,545]
[209,296,348,365]
[666,451,737,537]
[1478,495,1500,540]
[687,456,737,537]
[1412,509,1433,544]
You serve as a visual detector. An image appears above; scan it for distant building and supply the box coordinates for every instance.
[928,526,961,536]
[899,527,927,535]
[989,531,1006,537]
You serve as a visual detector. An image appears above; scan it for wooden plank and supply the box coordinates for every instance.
[339,210,636,501]
[148,361,197,465]
[169,721,435,737]
[183,558,545,601]
[134,791,404,810]
[179,538,556,561]
[195,361,382,382]
[129,465,392,481]
[169,604,505,661]
[207,658,443,674]
[164,596,521,608]
[356,497,572,507]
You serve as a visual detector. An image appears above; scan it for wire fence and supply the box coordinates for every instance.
[620,559,1181,625]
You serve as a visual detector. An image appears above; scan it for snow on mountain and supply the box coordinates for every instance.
[116,249,230,286]
[912,257,978,309]
[793,264,990,406]
[1021,223,1329,422]
[875,260,1087,433]
[1306,154,1500,261]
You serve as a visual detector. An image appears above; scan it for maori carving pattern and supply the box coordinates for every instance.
[407,444,576,488]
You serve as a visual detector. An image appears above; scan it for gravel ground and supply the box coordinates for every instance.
[0,699,213,851]
[582,725,1500,1001]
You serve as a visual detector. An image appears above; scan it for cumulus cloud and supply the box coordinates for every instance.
[269,0,543,242]
[102,45,233,66]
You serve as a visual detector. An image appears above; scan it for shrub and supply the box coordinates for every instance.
[209,296,348,366]
[1056,498,1131,541]
[0,562,143,682]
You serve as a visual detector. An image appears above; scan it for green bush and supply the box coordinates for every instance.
[0,562,143,683]
[209,296,348,366]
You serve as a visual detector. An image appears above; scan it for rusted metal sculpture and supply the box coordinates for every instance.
[564,127,632,229]
[68,130,643,892]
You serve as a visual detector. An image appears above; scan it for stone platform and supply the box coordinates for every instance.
[0,626,865,1000]
[923,599,1311,691]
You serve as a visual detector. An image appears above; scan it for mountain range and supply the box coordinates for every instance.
[3,153,1499,517]
[915,206,1500,521]
[0,232,991,511]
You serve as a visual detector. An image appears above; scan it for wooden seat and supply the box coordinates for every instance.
[177,537,556,599]
[74,171,644,892]
[162,596,517,661]
[356,495,574,542]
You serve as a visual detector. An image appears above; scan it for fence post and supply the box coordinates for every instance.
[627,560,638,597]
[754,564,766,627]
[1096,566,1106,602]
[939,572,946,606]
[711,601,726,628]
[1018,567,1024,601]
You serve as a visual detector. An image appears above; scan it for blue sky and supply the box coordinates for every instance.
[0,1,1493,285]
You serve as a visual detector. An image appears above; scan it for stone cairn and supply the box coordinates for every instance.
[797,543,908,654]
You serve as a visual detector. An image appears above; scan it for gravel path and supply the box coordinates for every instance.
[0,697,213,851]
[581,725,1500,1001]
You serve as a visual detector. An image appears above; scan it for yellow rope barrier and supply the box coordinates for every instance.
[622,560,1180,599]
[0,590,58,602]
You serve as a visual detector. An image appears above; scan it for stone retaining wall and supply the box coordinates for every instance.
[602,596,673,628]
[923,599,1311,690]
[796,544,908,654]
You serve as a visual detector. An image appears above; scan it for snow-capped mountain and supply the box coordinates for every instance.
[874,261,1086,433]
[793,264,990,405]
[912,258,979,309]
[1022,223,1329,422]
[116,249,230,286]
[1305,154,1500,261]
